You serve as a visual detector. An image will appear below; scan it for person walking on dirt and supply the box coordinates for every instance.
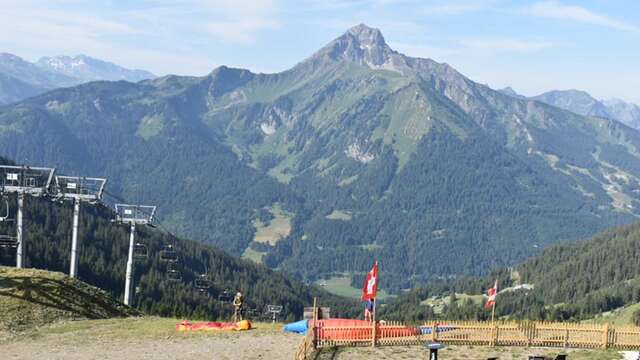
[233,292,244,322]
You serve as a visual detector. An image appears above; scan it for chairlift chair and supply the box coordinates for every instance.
[0,197,11,222]
[194,274,212,292]
[159,244,178,262]
[0,235,17,248]
[218,290,234,302]
[133,242,148,260]
[166,263,182,282]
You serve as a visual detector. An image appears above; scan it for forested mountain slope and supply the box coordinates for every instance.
[2,25,640,289]
[381,220,640,323]
[0,157,355,321]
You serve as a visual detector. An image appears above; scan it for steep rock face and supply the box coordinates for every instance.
[1,25,640,290]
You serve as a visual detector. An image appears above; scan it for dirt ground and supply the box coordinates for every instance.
[0,317,635,360]
[0,318,300,360]
[327,345,630,360]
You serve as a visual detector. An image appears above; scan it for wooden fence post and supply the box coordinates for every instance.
[492,323,499,347]
[372,319,377,347]
[431,321,438,342]
[312,297,318,350]
[602,323,609,349]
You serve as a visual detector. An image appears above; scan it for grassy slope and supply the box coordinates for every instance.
[0,266,137,333]
[586,303,640,326]
[316,274,393,301]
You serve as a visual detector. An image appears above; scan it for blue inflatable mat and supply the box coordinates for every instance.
[283,319,308,335]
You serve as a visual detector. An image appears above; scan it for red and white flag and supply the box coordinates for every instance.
[485,280,498,310]
[361,261,379,301]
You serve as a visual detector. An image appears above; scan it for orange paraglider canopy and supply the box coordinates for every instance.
[176,320,252,332]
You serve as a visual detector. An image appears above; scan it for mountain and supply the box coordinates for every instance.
[0,53,78,104]
[525,89,640,130]
[0,72,45,105]
[0,156,355,320]
[603,98,640,130]
[497,86,525,99]
[37,55,155,83]
[2,24,640,291]
[380,219,640,324]
[532,89,612,118]
[0,53,155,105]
[0,53,78,89]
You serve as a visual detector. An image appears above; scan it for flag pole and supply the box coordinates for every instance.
[491,300,496,323]
[371,297,376,347]
[371,261,378,348]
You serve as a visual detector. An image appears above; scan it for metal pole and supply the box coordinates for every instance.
[124,222,136,306]
[371,299,377,347]
[70,198,81,278]
[16,193,24,268]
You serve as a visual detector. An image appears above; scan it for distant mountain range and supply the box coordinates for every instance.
[0,53,155,105]
[2,24,640,290]
[499,87,640,130]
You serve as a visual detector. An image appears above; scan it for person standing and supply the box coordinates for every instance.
[233,292,244,322]
[364,298,374,322]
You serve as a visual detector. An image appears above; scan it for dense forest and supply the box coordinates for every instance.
[0,157,358,321]
[380,221,640,323]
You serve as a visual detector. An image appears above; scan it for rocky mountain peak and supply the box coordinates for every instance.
[303,23,407,72]
[346,24,387,49]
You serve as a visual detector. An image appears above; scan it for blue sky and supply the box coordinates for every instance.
[1,0,639,103]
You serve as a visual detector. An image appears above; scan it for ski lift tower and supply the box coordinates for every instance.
[114,204,156,306]
[53,175,106,278]
[0,165,55,268]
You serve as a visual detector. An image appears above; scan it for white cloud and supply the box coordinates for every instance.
[526,1,640,33]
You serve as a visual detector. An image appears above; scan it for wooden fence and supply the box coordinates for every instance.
[297,320,640,358]
[294,300,640,359]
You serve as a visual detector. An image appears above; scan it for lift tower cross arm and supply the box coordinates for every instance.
[0,165,56,268]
